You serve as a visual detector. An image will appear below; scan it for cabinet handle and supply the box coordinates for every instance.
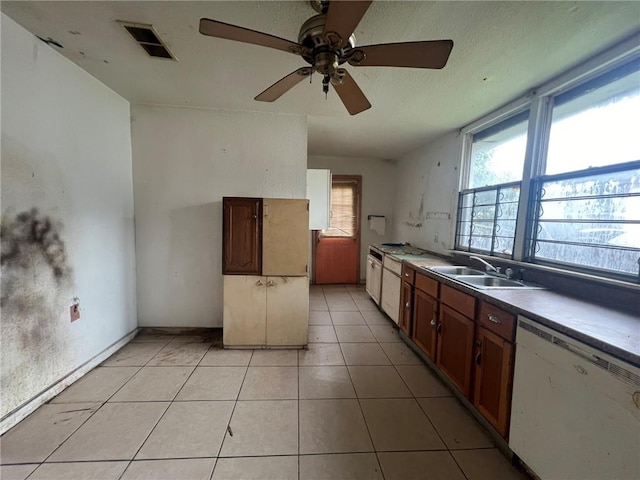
[475,351,482,365]
[266,280,275,287]
[405,272,410,277]
[487,313,502,324]
[252,214,257,219]
[256,280,264,286]
[436,322,442,334]
[405,302,410,308]
[430,318,436,327]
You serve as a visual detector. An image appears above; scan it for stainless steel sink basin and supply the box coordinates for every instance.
[454,275,543,289]
[429,266,485,276]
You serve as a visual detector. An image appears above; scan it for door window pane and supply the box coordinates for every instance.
[322,179,358,237]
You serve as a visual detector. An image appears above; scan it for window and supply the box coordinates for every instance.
[528,62,640,278]
[456,183,521,256]
[468,110,529,188]
[455,112,528,256]
[530,162,640,277]
[456,54,640,282]
[322,177,359,237]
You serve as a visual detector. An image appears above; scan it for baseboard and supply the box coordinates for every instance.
[0,328,139,434]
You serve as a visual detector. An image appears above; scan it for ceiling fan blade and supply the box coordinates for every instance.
[348,40,454,69]
[323,0,372,48]
[332,69,371,115]
[255,67,314,102]
[199,18,303,55]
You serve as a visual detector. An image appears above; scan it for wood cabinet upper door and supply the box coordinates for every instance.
[399,281,413,335]
[262,199,309,276]
[473,326,514,438]
[436,304,475,398]
[223,197,262,275]
[412,288,438,362]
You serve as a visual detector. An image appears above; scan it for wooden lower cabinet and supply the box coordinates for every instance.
[411,288,438,362]
[473,326,514,437]
[436,304,476,398]
[399,281,413,335]
[223,275,309,347]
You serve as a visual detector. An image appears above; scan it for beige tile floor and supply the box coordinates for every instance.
[1,284,528,480]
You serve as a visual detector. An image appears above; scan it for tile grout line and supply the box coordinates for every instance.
[118,345,202,478]
[335,308,386,480]
[213,348,254,473]
[32,338,177,479]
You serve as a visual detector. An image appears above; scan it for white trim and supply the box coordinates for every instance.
[535,32,640,99]
[460,97,531,135]
[0,328,138,434]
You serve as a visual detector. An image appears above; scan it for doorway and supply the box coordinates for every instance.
[314,175,362,284]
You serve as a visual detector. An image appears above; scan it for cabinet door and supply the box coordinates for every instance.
[436,304,475,398]
[473,326,514,437]
[223,197,262,275]
[412,288,438,362]
[306,169,331,230]
[399,281,413,335]
[266,276,309,346]
[381,268,401,324]
[262,199,309,276]
[223,275,266,347]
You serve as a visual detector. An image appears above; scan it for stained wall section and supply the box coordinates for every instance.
[1,14,137,420]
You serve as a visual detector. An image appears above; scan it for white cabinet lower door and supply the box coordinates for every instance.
[224,275,309,348]
[266,276,309,346]
[223,276,267,347]
[381,267,401,324]
[366,256,382,305]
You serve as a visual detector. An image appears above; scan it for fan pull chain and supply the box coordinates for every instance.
[322,75,330,99]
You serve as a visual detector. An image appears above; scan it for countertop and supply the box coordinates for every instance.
[404,257,640,367]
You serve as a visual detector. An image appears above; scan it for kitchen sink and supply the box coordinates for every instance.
[426,265,544,289]
[453,275,543,289]
[430,266,485,276]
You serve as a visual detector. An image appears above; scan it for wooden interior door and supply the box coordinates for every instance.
[314,175,361,284]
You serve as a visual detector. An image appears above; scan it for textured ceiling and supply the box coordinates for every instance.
[2,1,639,159]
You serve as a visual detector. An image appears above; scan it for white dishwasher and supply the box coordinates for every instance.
[380,255,402,324]
[365,248,383,305]
[509,316,640,480]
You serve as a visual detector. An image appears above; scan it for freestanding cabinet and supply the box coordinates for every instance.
[222,197,309,348]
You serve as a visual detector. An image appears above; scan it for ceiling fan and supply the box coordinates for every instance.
[199,0,453,115]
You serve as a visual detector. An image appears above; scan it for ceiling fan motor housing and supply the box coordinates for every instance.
[298,14,355,69]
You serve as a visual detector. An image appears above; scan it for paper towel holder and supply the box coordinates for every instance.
[367,215,385,220]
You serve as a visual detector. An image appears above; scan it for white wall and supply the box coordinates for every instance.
[1,14,137,419]
[393,132,463,255]
[132,105,307,328]
[308,155,397,280]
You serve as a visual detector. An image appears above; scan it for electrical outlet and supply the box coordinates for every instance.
[70,303,80,322]
[434,232,439,243]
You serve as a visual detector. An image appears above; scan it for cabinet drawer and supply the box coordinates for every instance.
[383,255,402,275]
[415,273,438,298]
[441,284,476,318]
[479,302,516,342]
[402,264,416,285]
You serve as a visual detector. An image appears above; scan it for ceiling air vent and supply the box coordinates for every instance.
[117,21,176,60]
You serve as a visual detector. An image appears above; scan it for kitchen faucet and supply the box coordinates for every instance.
[469,256,517,279]
[469,256,499,274]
